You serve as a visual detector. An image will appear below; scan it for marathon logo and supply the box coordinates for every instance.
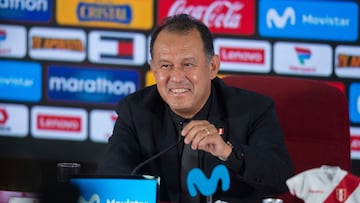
[31,37,84,52]
[46,65,140,105]
[0,0,52,22]
[77,2,132,24]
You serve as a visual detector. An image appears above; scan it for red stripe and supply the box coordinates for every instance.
[324,173,360,202]
[117,41,133,56]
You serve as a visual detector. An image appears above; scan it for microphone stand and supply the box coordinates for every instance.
[131,134,182,175]
[206,195,213,203]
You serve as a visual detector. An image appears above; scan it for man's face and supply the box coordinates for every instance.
[150,29,219,118]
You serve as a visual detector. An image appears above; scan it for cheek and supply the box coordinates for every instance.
[155,72,169,85]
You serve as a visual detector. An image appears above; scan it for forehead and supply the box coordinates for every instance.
[153,29,204,54]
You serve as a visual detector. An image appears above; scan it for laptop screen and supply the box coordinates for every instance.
[69,175,159,203]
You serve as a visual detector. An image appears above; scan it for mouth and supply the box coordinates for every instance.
[169,88,190,94]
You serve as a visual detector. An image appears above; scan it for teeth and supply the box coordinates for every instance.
[171,88,187,93]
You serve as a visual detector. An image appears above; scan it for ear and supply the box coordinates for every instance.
[149,59,156,72]
[209,55,220,79]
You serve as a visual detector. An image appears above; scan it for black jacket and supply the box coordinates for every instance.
[97,77,294,203]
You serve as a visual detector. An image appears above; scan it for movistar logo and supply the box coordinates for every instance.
[78,193,100,203]
[266,7,296,29]
[187,165,230,197]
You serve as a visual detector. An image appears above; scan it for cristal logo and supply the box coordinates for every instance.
[266,7,296,29]
[49,77,136,96]
[77,2,132,24]
[78,194,100,203]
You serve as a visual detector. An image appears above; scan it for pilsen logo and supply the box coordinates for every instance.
[337,54,360,68]
[158,0,255,35]
[37,114,81,132]
[31,36,84,52]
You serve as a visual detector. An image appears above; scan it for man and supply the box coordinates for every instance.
[97,14,294,203]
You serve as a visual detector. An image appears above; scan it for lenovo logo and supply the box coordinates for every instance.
[31,106,87,141]
[37,114,81,132]
[266,7,295,29]
[220,47,265,64]
[214,38,270,73]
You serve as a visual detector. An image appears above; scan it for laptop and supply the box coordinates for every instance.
[69,174,159,203]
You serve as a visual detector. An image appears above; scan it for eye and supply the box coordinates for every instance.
[160,64,171,70]
[183,63,194,68]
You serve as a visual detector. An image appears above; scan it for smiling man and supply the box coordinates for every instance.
[97,14,294,203]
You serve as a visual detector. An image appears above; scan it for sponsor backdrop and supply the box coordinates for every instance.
[0,0,360,186]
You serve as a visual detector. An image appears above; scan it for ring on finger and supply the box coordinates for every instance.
[205,128,210,135]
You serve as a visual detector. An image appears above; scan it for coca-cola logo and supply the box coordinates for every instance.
[158,0,255,35]
[168,1,243,29]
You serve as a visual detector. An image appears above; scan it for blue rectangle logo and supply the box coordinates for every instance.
[47,65,140,105]
[70,178,157,203]
[0,60,42,102]
[350,83,360,123]
[0,0,52,23]
[259,0,359,41]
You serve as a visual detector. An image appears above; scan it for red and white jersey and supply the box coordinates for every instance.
[286,165,360,203]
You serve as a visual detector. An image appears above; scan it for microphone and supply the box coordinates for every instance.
[130,122,184,175]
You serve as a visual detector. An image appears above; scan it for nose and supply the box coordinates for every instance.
[170,66,186,82]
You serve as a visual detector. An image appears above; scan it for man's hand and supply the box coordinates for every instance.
[181,120,232,160]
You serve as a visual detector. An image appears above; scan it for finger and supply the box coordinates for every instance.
[181,120,209,135]
[198,135,217,152]
[191,128,211,149]
[181,121,209,144]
